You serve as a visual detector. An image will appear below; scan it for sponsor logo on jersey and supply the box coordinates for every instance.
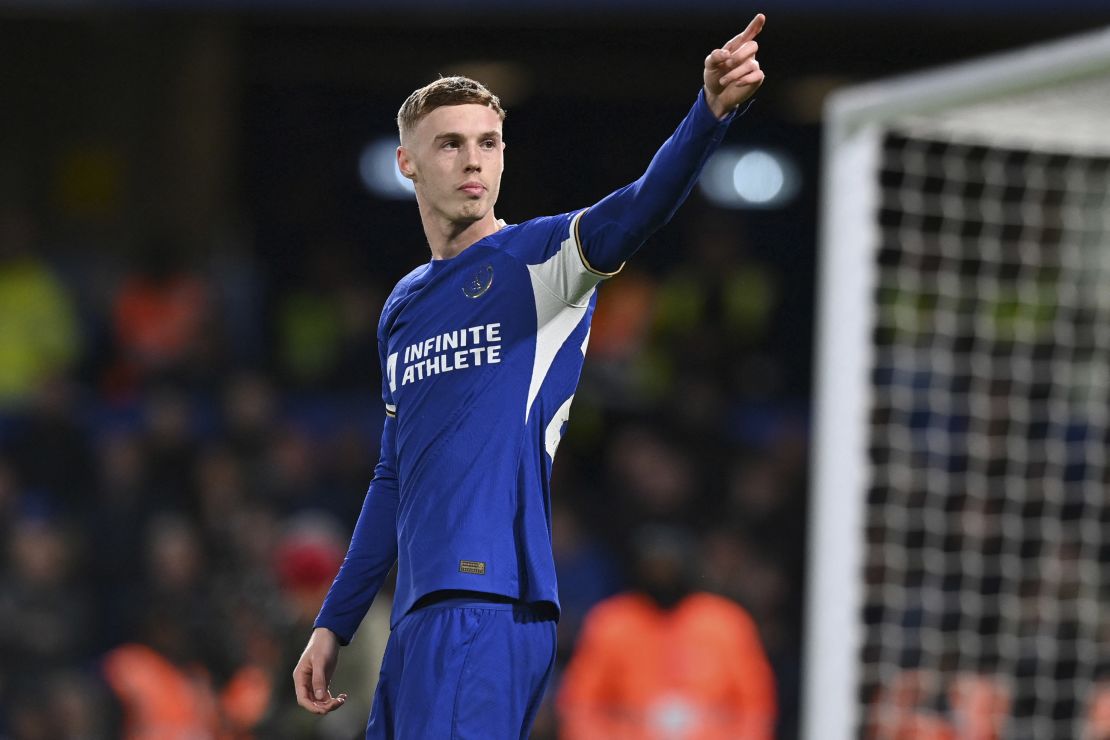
[397,323,502,386]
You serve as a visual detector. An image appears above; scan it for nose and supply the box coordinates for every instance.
[464,142,481,172]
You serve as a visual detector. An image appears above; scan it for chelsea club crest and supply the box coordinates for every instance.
[462,264,494,298]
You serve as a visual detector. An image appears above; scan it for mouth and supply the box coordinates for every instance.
[459,182,486,197]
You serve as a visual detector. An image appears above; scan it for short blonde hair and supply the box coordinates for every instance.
[397,76,506,142]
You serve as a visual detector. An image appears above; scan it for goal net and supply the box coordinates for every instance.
[805,28,1110,740]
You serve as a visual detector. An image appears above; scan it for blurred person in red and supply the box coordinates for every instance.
[1083,676,1110,740]
[947,672,1010,740]
[108,237,214,393]
[557,525,776,739]
[102,516,274,739]
[865,668,1010,740]
[866,668,950,740]
[102,601,271,740]
[269,512,390,739]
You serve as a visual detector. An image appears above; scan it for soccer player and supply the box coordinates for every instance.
[293,14,767,738]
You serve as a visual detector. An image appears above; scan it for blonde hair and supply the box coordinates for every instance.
[397,76,506,141]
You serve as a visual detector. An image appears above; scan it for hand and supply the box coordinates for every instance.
[703,13,766,119]
[293,627,348,715]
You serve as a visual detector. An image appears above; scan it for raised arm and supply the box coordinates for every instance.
[293,412,400,715]
[576,14,766,275]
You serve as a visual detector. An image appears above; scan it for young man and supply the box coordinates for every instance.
[293,14,766,738]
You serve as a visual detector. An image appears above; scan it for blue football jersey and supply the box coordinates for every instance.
[316,89,738,642]
[381,209,604,622]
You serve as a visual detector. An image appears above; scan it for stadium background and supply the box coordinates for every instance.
[0,3,1105,738]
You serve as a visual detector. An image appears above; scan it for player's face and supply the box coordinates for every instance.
[398,104,505,226]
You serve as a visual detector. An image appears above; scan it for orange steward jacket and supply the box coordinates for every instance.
[557,592,776,740]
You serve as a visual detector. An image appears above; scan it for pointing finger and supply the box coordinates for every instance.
[724,13,766,52]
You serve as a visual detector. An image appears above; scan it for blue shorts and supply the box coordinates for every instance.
[365,593,557,739]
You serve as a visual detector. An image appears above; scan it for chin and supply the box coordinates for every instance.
[456,204,488,222]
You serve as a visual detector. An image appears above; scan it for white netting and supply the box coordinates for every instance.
[859,80,1110,739]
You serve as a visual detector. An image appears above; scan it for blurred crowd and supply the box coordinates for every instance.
[0,196,810,739]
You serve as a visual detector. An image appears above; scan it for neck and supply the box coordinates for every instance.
[420,206,502,261]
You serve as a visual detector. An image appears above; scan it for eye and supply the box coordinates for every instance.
[481,139,497,149]
[442,140,459,150]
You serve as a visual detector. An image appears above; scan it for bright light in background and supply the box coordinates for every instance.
[359,138,415,200]
[699,146,800,209]
[733,150,784,204]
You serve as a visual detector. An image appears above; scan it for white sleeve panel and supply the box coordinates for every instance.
[524,260,592,425]
[532,210,612,308]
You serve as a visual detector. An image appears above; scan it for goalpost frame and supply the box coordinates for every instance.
[803,26,1110,740]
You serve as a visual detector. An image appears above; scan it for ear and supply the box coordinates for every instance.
[396,145,416,181]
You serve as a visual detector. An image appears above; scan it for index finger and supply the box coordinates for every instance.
[724,13,766,52]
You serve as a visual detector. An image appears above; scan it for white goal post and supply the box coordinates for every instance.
[805,27,1110,740]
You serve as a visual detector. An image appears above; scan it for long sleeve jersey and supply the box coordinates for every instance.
[315,89,738,641]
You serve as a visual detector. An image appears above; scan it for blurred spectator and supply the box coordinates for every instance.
[579,267,659,407]
[223,371,279,485]
[208,228,266,369]
[102,624,222,740]
[101,510,277,739]
[557,526,776,740]
[1086,679,1110,740]
[648,214,777,401]
[320,419,378,523]
[865,668,955,740]
[135,514,215,651]
[90,429,150,647]
[866,669,1012,740]
[140,386,200,514]
[108,238,215,393]
[266,511,388,740]
[45,670,116,740]
[259,423,321,513]
[0,205,81,408]
[700,527,790,645]
[0,516,92,676]
[196,444,252,550]
[948,673,1011,740]
[274,248,380,390]
[0,515,96,739]
[7,378,94,511]
[0,458,19,541]
[604,425,700,534]
[2,674,111,740]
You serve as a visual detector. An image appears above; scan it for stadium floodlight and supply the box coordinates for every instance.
[359,138,416,200]
[699,146,801,208]
[805,26,1110,740]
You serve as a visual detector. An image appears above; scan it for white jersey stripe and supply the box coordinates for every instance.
[523,212,603,424]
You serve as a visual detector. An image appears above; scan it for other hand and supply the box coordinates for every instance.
[293,627,348,715]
